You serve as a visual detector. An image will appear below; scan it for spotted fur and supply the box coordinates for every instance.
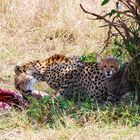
[14,54,81,96]
[64,58,120,104]
[14,55,120,104]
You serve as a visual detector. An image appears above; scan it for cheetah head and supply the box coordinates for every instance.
[99,58,120,78]
[14,65,38,94]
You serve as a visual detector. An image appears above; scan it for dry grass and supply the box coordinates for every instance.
[0,0,115,90]
[0,110,140,140]
[0,117,140,140]
[0,0,111,89]
[0,0,139,139]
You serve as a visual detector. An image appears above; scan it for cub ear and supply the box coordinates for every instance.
[14,65,23,74]
[99,58,105,65]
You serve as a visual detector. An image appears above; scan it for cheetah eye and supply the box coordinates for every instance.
[111,65,114,68]
[104,65,107,68]
[27,78,32,82]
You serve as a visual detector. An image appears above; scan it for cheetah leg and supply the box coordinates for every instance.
[55,88,66,97]
[106,92,117,105]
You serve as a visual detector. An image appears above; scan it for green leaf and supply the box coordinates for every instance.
[60,100,68,109]
[81,53,97,62]
[101,0,110,6]
[109,9,116,17]
[117,13,120,17]
[80,56,86,61]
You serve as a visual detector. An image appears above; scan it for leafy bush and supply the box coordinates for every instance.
[80,0,140,103]
[26,96,140,128]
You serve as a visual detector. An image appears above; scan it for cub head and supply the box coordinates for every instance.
[14,65,37,94]
[99,58,120,78]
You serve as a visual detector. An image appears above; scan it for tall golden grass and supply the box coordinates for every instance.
[0,0,114,88]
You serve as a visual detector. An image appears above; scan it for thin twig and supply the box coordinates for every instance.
[80,4,127,42]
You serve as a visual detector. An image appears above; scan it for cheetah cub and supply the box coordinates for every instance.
[99,57,120,78]
[75,57,120,104]
[99,57,120,103]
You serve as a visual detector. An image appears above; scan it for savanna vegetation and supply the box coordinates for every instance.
[0,0,140,139]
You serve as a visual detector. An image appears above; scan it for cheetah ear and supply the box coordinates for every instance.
[99,58,105,66]
[14,65,23,74]
[99,58,105,63]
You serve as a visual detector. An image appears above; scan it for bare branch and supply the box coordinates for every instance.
[80,4,127,42]
[80,0,140,58]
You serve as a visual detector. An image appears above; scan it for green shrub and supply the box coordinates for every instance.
[26,96,140,128]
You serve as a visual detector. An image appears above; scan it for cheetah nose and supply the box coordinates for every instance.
[107,71,110,74]
[106,71,113,78]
